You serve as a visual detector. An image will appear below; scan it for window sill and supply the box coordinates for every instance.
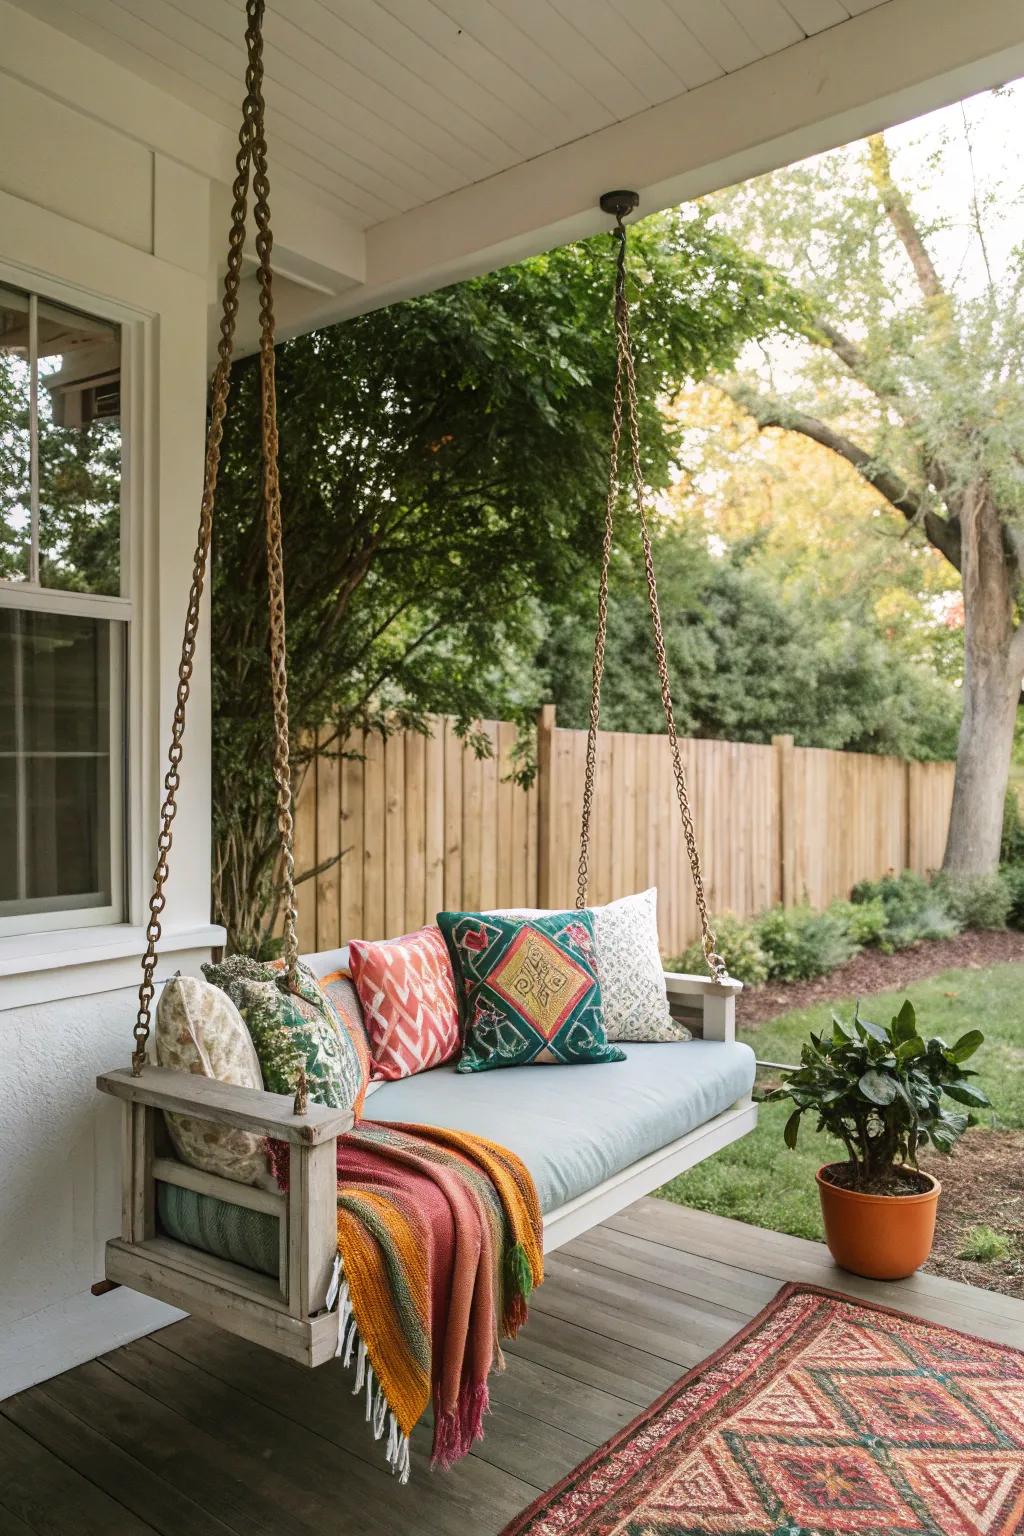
[0,923,227,1011]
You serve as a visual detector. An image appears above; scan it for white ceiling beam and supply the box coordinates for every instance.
[283,0,1023,333]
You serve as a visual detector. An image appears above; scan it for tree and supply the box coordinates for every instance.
[542,520,958,759]
[212,211,794,949]
[709,88,1024,873]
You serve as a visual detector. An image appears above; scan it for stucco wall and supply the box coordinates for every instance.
[0,43,218,1395]
[0,978,212,1396]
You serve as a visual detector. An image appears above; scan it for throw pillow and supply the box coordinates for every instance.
[437,909,625,1072]
[155,975,277,1191]
[594,888,690,1042]
[203,954,364,1110]
[348,926,461,1081]
[319,967,373,1115]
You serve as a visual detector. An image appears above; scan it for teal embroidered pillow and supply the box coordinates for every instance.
[437,909,625,1072]
[203,954,364,1110]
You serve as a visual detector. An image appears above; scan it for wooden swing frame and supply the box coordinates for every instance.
[98,971,750,1367]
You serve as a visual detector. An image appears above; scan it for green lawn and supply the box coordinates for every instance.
[659,962,1024,1241]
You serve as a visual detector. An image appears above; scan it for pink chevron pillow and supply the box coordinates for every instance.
[348,925,460,1082]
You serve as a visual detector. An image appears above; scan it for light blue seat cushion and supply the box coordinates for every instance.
[365,1040,755,1214]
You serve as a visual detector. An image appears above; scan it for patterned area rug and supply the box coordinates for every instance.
[502,1283,1024,1536]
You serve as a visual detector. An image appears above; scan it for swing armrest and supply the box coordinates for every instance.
[662,972,741,1043]
[97,1065,353,1146]
[663,971,743,998]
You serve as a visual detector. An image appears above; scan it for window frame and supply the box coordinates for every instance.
[0,267,138,938]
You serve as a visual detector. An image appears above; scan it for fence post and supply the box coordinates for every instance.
[905,758,915,872]
[773,734,796,908]
[536,704,556,908]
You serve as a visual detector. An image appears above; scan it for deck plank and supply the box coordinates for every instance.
[606,1200,1024,1340]
[3,1387,233,1536]
[0,1412,157,1536]
[9,1202,1024,1536]
[103,1333,531,1533]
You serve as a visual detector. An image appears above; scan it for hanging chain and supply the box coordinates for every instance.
[248,6,299,985]
[575,212,727,983]
[575,233,624,912]
[132,0,294,1073]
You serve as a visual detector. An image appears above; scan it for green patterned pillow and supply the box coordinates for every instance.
[437,909,625,1073]
[202,954,363,1110]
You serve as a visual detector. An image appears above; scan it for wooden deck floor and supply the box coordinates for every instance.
[4,1201,1023,1536]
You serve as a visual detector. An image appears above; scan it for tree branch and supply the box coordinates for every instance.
[867,134,944,301]
[727,383,961,570]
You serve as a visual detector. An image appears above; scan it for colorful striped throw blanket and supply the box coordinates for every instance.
[270,1121,543,1482]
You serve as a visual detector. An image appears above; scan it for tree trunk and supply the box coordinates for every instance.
[943,489,1021,875]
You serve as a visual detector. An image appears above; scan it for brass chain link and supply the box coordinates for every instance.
[132,0,296,1073]
[248,5,299,986]
[575,214,727,982]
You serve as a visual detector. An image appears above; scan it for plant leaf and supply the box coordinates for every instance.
[783,1108,803,1150]
[858,1069,897,1106]
[947,1029,984,1063]
[942,1080,991,1107]
[891,999,917,1043]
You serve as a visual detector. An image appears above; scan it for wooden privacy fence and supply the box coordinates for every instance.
[293,708,955,958]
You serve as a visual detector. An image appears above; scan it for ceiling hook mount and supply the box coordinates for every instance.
[599,189,640,222]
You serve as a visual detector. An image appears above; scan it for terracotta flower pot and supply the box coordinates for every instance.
[816,1163,941,1280]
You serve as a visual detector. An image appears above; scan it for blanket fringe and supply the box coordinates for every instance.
[328,1261,411,1483]
[431,1382,490,1471]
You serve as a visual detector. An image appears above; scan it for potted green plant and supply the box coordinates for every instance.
[766,999,989,1279]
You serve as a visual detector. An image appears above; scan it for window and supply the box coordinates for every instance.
[0,281,127,932]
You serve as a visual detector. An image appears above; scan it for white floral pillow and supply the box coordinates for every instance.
[155,975,278,1191]
[592,889,690,1043]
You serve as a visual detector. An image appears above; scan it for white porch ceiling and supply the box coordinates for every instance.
[6,0,1024,343]
[8,0,889,231]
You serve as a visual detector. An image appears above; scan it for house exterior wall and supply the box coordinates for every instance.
[0,65,221,1396]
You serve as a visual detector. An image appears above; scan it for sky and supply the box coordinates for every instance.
[882,82,1023,296]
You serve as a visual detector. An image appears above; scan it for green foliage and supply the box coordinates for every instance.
[0,352,121,594]
[851,871,962,948]
[1001,788,1024,865]
[755,905,859,982]
[957,1224,1012,1263]
[212,210,794,949]
[1001,864,1024,930]
[828,897,888,949]
[932,871,1011,930]
[765,999,988,1191]
[541,530,958,759]
[675,913,769,985]
[661,963,1022,1236]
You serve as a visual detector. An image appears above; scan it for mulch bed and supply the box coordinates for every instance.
[737,927,1024,1029]
[921,1129,1024,1296]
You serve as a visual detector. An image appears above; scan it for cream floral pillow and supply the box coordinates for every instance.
[592,889,690,1043]
[155,975,277,1191]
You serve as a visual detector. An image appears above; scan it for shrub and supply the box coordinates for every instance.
[674,913,768,985]
[756,905,859,982]
[1001,787,1024,865]
[766,999,989,1192]
[828,896,888,949]
[957,1224,1012,1263]
[932,871,1011,930]
[851,871,961,948]
[1002,864,1024,930]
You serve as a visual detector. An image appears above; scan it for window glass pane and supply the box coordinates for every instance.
[0,609,120,916]
[0,285,31,583]
[38,298,122,596]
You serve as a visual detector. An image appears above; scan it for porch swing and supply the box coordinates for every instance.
[97,0,753,1367]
